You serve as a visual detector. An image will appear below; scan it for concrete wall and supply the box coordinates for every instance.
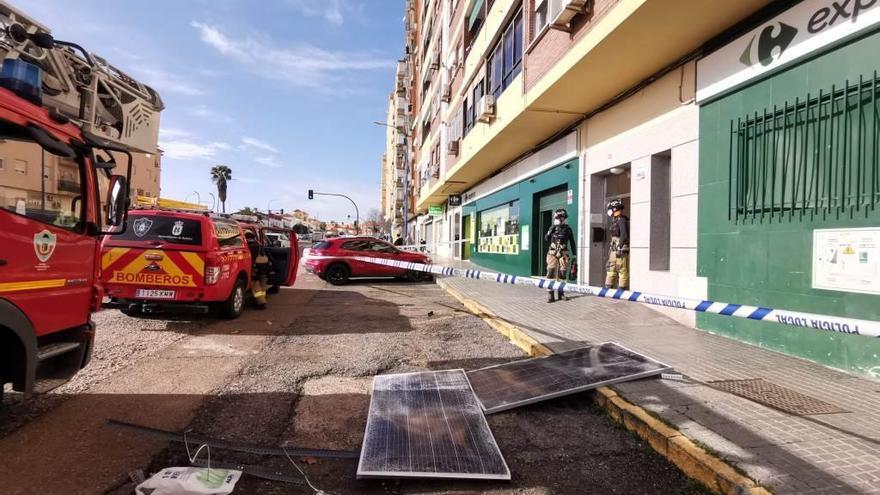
[579,60,703,326]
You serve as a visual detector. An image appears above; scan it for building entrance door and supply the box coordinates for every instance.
[462,214,472,260]
[589,166,631,286]
[533,187,568,276]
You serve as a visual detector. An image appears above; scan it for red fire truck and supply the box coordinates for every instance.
[0,4,164,398]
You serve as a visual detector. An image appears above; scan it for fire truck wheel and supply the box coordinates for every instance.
[221,279,246,319]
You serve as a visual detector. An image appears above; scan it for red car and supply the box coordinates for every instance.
[304,237,432,285]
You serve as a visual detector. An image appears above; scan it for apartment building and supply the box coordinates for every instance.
[388,0,880,374]
[1,138,159,221]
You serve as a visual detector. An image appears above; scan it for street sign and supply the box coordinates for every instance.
[448,194,462,206]
[428,205,443,217]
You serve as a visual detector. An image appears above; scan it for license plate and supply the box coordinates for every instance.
[135,289,176,299]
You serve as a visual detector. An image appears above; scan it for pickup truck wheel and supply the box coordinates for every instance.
[221,280,246,319]
[325,264,349,286]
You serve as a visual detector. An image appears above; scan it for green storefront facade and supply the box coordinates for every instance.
[697,17,880,376]
[463,159,579,277]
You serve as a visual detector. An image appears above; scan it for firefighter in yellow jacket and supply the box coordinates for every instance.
[245,231,272,310]
[605,199,630,290]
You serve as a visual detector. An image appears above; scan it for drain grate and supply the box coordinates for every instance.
[709,378,848,416]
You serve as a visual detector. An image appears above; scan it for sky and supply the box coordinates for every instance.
[15,0,404,222]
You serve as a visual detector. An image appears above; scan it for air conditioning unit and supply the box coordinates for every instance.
[551,0,592,31]
[477,95,496,123]
[441,84,451,103]
[447,139,460,156]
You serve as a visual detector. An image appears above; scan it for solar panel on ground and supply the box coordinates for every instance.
[357,369,510,480]
[467,342,671,414]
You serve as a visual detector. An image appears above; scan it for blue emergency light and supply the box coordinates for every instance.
[0,58,43,106]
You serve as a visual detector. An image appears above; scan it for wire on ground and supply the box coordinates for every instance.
[352,256,880,338]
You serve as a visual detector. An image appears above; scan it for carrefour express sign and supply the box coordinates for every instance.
[697,0,880,103]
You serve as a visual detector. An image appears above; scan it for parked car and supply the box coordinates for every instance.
[304,236,432,285]
[101,209,298,318]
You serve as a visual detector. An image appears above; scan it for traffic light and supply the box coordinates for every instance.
[308,189,314,200]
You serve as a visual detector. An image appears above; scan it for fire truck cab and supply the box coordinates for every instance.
[0,88,131,398]
[0,2,163,399]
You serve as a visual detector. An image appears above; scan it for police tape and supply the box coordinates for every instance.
[352,256,880,338]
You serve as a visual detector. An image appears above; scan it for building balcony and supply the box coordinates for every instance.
[57,179,79,193]
[417,0,774,211]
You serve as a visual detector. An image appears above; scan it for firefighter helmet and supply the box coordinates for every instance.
[607,199,625,212]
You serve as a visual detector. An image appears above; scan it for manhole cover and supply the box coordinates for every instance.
[709,378,848,416]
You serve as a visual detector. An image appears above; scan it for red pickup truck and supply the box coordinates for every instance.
[101,209,299,318]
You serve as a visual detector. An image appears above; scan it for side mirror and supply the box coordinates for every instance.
[106,175,128,227]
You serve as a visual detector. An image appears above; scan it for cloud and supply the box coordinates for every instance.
[187,105,233,123]
[159,127,192,140]
[235,176,262,184]
[286,0,362,26]
[241,137,279,153]
[191,21,393,90]
[133,66,206,96]
[159,137,232,160]
[255,156,283,168]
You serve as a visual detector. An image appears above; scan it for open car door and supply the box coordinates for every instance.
[262,228,298,286]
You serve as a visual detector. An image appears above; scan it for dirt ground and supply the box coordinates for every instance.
[1,270,704,494]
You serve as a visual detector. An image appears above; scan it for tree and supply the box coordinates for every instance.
[319,222,327,231]
[210,165,232,213]
[237,206,259,216]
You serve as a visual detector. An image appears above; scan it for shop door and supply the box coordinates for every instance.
[461,214,472,260]
[533,187,568,276]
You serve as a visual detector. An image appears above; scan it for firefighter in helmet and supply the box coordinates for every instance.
[605,199,629,289]
[245,230,272,310]
[544,208,576,303]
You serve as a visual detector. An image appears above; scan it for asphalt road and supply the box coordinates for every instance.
[0,270,705,494]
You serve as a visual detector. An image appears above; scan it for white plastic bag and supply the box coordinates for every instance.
[135,467,241,495]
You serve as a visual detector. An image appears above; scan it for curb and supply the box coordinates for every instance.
[438,278,771,495]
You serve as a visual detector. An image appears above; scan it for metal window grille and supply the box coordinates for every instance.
[729,72,880,222]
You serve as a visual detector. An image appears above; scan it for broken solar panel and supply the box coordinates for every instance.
[357,369,510,480]
[467,342,671,414]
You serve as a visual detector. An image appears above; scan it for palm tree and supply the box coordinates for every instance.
[210,165,232,213]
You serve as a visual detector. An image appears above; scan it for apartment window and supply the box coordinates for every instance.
[463,96,471,136]
[14,159,26,175]
[649,151,671,271]
[730,74,880,221]
[465,79,484,136]
[535,0,565,32]
[0,157,4,170]
[488,10,523,99]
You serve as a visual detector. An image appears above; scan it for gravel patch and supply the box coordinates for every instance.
[1,309,207,438]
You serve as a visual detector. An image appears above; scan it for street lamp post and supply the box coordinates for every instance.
[185,191,201,205]
[373,121,410,242]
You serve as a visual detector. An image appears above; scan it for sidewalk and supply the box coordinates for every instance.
[435,262,880,494]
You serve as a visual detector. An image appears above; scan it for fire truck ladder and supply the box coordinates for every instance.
[0,1,164,154]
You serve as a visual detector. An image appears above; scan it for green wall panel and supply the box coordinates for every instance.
[698,30,880,377]
[465,160,579,276]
